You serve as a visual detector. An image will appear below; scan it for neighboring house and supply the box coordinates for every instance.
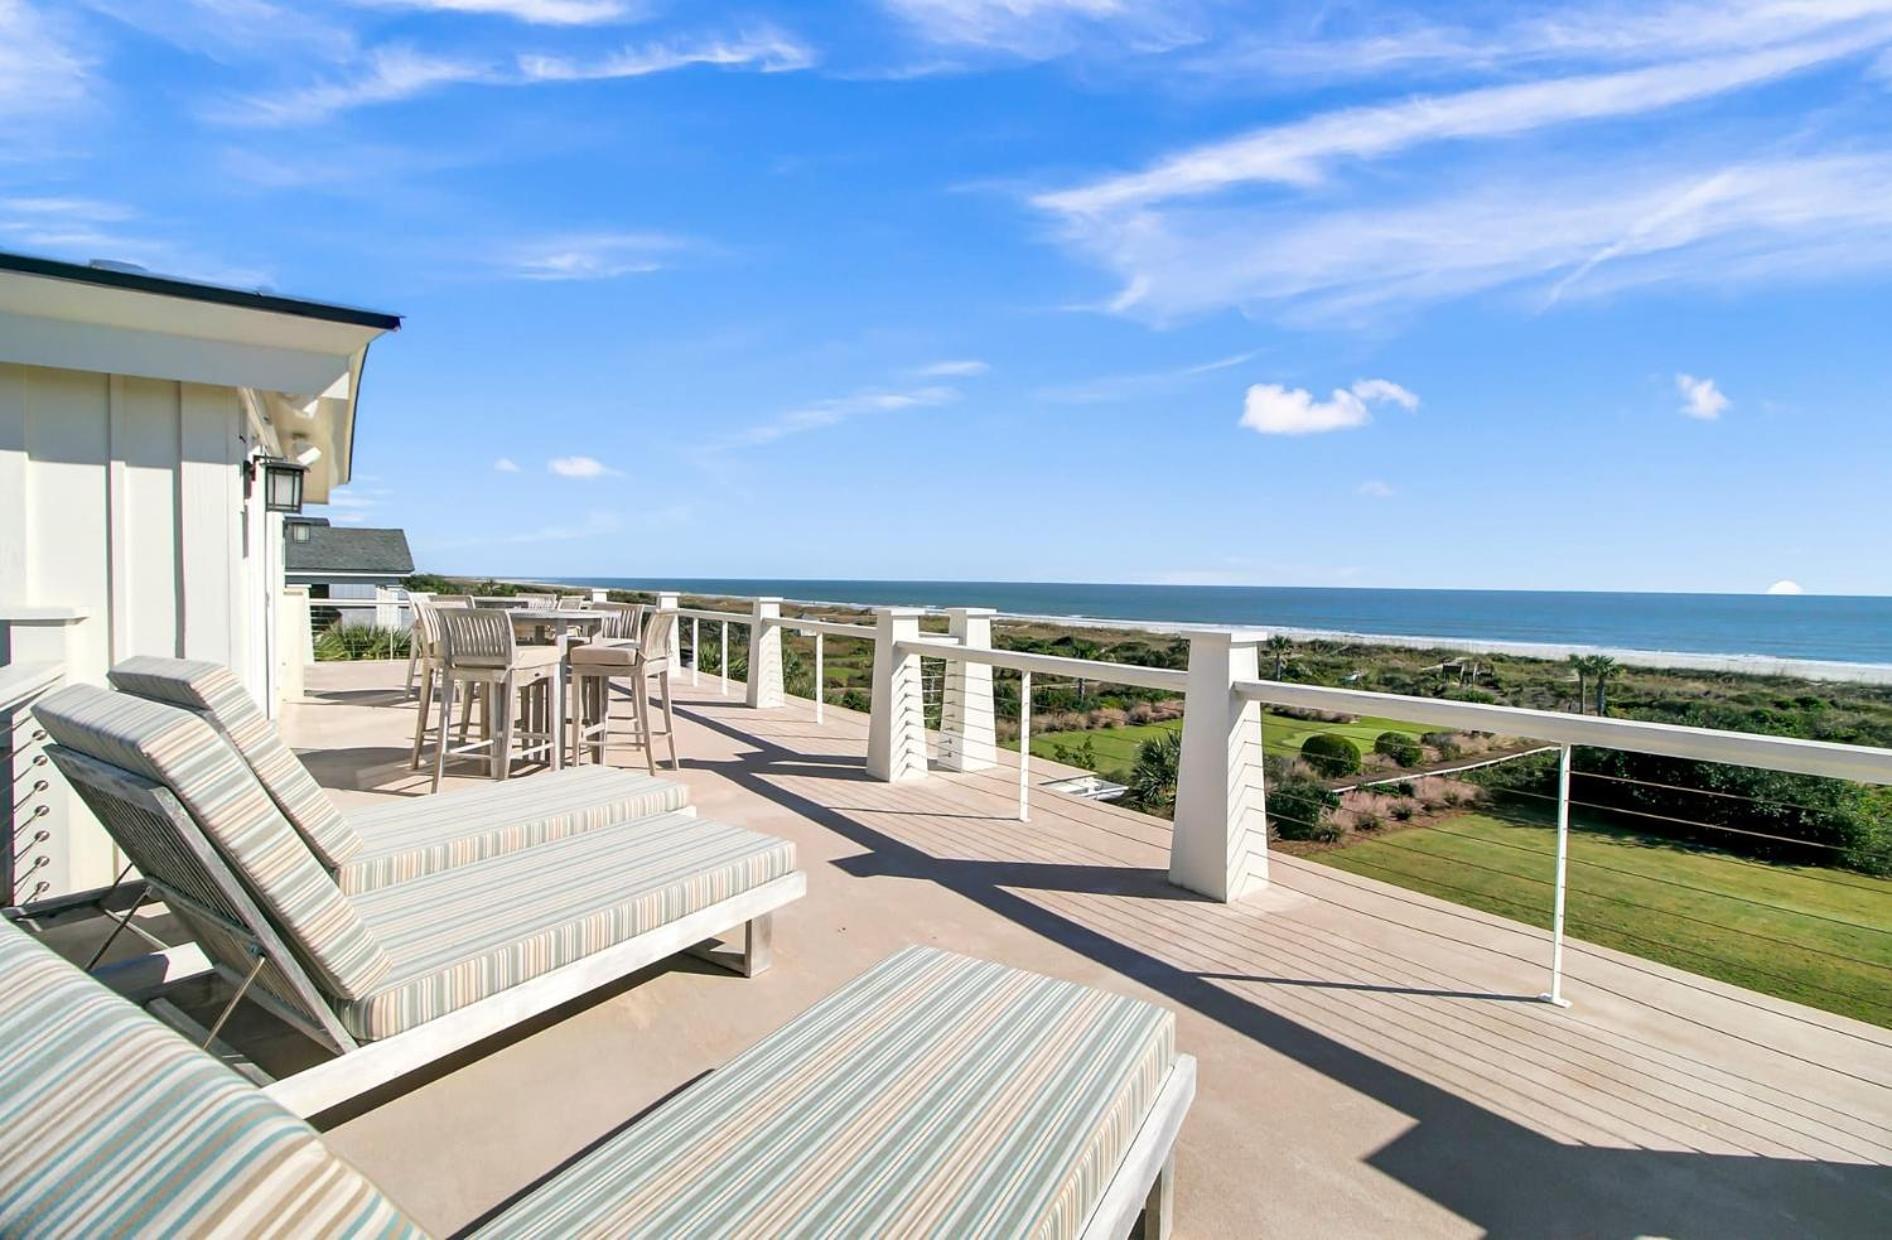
[0,250,399,900]
[285,517,415,612]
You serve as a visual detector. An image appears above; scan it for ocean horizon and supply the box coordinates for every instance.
[560,579,1892,668]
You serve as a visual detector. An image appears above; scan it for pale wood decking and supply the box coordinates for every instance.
[277,659,1892,1237]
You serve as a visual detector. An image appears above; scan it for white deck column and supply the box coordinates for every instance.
[655,592,681,664]
[1170,629,1269,902]
[866,607,926,782]
[746,596,784,709]
[278,586,311,704]
[938,607,996,772]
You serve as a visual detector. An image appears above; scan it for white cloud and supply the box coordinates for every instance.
[349,0,639,24]
[216,28,812,126]
[1676,372,1729,419]
[0,0,91,126]
[724,384,960,449]
[0,196,270,288]
[1239,378,1417,436]
[1356,479,1395,498]
[1765,579,1806,595]
[518,29,813,81]
[332,512,370,525]
[913,358,989,377]
[1037,34,1886,217]
[1046,151,1892,323]
[506,232,688,280]
[881,0,1199,60]
[493,457,521,472]
[1348,378,1420,411]
[547,455,621,478]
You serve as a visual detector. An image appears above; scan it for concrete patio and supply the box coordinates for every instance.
[205,660,1892,1234]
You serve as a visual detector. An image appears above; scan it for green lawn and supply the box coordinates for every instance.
[1019,713,1426,777]
[1312,812,1892,1027]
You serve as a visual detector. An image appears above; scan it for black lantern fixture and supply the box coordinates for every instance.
[254,457,308,514]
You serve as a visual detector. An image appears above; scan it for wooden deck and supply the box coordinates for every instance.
[233,661,1892,1234]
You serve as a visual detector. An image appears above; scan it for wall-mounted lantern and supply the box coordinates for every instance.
[252,457,308,514]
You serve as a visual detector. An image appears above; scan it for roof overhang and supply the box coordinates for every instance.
[0,254,400,502]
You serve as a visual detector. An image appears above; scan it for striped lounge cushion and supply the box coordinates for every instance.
[337,814,796,1041]
[474,946,1176,1239]
[110,656,366,868]
[34,685,393,1000]
[0,921,422,1239]
[336,766,692,894]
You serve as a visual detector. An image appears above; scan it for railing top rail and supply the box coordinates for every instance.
[1234,677,1892,785]
[894,638,1188,693]
[676,606,749,623]
[774,617,876,639]
[1,661,63,713]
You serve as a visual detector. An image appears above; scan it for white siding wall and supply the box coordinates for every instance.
[0,361,270,899]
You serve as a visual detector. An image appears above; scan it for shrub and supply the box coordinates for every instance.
[1391,801,1416,822]
[1393,780,1417,798]
[1374,731,1424,768]
[1422,731,1462,759]
[1126,730,1184,815]
[1269,772,1342,841]
[1276,706,1359,725]
[1354,810,1384,832]
[313,624,410,661]
[1300,732,1362,778]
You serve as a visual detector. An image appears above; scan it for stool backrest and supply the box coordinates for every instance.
[409,597,443,659]
[601,602,646,640]
[556,595,589,610]
[433,594,474,608]
[641,608,676,661]
[440,607,516,669]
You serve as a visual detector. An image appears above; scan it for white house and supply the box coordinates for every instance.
[0,250,399,902]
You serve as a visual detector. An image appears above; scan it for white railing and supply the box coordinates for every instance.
[616,587,1892,1016]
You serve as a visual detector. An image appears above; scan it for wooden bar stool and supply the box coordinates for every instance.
[567,608,677,775]
[431,608,561,789]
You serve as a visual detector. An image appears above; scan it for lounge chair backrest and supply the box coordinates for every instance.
[641,608,677,662]
[0,919,423,1238]
[108,656,366,869]
[34,685,392,1001]
[440,607,517,670]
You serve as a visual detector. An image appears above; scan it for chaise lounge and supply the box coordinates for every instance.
[108,656,690,893]
[33,682,805,1118]
[0,918,1194,1238]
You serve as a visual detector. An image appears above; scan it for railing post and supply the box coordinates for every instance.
[866,607,927,782]
[746,597,784,708]
[939,607,997,772]
[1542,743,1575,1007]
[279,586,311,705]
[1170,629,1269,902]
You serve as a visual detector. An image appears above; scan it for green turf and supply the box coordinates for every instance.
[1019,713,1424,776]
[1311,811,1892,1027]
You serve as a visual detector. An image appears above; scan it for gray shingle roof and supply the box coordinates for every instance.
[285,525,414,575]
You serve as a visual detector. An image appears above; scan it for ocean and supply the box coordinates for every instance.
[564,580,1892,669]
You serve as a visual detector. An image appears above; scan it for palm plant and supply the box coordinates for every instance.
[1568,655,1589,715]
[1590,655,1619,716]
[1264,634,1294,680]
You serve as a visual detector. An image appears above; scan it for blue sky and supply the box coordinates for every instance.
[6,0,1891,595]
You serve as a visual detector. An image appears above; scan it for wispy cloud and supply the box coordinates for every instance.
[518,28,813,80]
[1239,378,1418,436]
[1676,372,1730,419]
[547,455,621,478]
[349,0,642,25]
[0,195,269,287]
[912,358,989,377]
[215,27,812,126]
[493,457,521,472]
[0,1,92,129]
[1356,479,1395,498]
[881,0,1201,61]
[505,232,688,280]
[1037,34,1887,217]
[722,384,959,449]
[1049,151,1892,323]
[1036,349,1255,404]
